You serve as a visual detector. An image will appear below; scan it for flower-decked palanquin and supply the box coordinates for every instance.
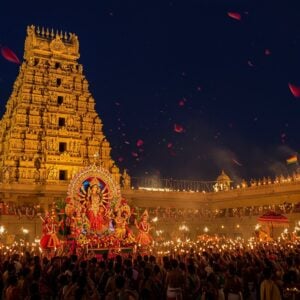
[40,164,153,251]
[65,165,135,249]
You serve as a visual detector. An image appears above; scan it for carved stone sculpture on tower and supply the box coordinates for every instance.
[122,169,131,190]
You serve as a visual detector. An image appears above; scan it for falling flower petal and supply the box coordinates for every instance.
[288,83,300,97]
[232,159,243,166]
[167,143,173,149]
[124,141,130,145]
[136,139,144,147]
[0,46,20,64]
[178,98,186,106]
[264,49,271,56]
[227,12,242,21]
[174,124,184,133]
[118,157,124,162]
[247,60,254,67]
[131,152,138,157]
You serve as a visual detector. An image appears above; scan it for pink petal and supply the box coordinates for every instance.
[288,83,300,97]
[174,124,184,133]
[227,12,242,21]
[247,60,254,67]
[0,46,20,64]
[232,159,242,166]
[264,49,271,56]
[136,139,144,147]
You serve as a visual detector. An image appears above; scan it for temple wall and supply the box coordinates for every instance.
[0,181,300,242]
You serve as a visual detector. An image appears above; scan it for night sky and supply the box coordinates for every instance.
[1,1,300,182]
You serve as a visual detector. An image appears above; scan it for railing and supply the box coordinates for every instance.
[130,177,217,192]
[130,173,300,193]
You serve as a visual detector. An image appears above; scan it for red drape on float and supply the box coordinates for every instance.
[258,211,289,225]
[258,211,289,238]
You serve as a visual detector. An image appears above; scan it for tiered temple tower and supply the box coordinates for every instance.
[0,25,121,185]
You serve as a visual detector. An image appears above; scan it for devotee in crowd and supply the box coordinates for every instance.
[260,267,281,300]
[1,239,300,299]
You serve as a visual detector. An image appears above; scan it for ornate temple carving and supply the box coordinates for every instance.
[0,25,125,185]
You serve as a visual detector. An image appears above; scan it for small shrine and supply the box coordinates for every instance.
[213,170,232,192]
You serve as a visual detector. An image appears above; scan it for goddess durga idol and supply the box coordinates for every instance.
[80,177,110,233]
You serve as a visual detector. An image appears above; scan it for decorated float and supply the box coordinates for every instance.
[40,165,153,254]
[256,211,289,240]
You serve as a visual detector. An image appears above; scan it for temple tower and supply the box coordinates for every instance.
[0,25,121,185]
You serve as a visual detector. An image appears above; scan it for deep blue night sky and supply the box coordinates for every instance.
[1,0,300,182]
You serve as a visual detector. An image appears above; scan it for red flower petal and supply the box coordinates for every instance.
[178,98,186,106]
[0,46,20,64]
[136,139,144,147]
[167,143,173,149]
[131,152,138,157]
[174,124,184,133]
[288,83,300,98]
[227,12,242,21]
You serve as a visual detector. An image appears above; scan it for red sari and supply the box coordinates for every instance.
[136,220,153,246]
[40,217,60,249]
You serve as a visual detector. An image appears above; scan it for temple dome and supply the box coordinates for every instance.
[216,170,231,183]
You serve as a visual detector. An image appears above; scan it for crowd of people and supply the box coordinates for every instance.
[136,202,299,223]
[1,201,299,225]
[0,202,42,219]
[0,239,300,299]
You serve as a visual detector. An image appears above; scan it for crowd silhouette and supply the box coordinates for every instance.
[0,240,300,299]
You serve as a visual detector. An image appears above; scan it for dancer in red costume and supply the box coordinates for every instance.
[40,211,60,249]
[135,210,153,247]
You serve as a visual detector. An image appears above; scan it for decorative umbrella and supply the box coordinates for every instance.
[258,211,289,238]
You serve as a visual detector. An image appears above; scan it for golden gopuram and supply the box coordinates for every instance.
[0,25,300,241]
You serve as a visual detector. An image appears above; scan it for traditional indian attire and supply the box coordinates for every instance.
[136,220,152,246]
[40,217,60,249]
[260,279,281,300]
